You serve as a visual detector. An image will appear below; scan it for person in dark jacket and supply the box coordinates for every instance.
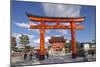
[91,50,95,58]
[46,51,49,59]
[29,52,33,60]
[24,52,27,60]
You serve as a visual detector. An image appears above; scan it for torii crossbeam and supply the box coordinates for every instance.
[27,13,85,59]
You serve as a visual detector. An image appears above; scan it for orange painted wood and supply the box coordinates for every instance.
[30,24,84,29]
[39,22,45,55]
[39,28,45,55]
[27,14,85,22]
[70,22,77,54]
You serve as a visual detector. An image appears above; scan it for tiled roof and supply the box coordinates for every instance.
[49,36,66,43]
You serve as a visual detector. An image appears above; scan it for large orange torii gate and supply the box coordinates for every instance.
[26,13,85,59]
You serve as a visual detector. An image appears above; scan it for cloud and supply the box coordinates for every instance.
[15,22,29,28]
[15,22,40,33]
[46,29,67,36]
[15,22,38,28]
[57,29,67,35]
[28,29,39,33]
[42,3,81,17]
[11,33,21,39]
[34,38,40,43]
[34,36,50,44]
[45,36,51,43]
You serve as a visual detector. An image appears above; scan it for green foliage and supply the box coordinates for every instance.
[19,34,29,45]
[65,43,70,48]
[64,43,71,53]
[13,47,18,52]
[25,46,35,52]
[19,34,30,52]
[30,47,35,50]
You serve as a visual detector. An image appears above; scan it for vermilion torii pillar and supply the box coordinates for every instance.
[26,13,85,59]
[70,22,77,58]
[39,22,45,59]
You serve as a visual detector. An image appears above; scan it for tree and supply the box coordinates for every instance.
[19,34,30,52]
[11,36,16,51]
[31,46,35,50]
[25,46,31,52]
[64,43,71,53]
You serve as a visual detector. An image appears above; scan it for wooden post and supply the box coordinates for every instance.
[70,22,77,58]
[39,22,45,60]
[40,28,45,55]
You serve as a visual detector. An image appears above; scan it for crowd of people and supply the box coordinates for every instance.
[24,52,33,60]
[23,51,49,60]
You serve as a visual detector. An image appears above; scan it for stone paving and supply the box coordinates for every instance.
[11,53,96,66]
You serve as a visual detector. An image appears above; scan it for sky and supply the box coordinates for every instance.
[11,1,96,47]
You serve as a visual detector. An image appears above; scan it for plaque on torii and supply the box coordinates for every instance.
[26,13,85,59]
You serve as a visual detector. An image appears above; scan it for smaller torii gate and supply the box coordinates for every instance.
[26,13,85,59]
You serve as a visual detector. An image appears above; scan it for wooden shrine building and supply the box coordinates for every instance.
[48,36,66,56]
